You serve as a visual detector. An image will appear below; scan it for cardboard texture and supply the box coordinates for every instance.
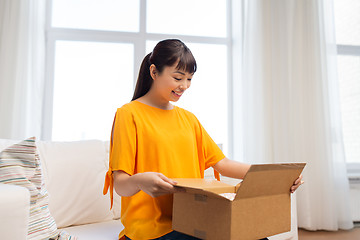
[172,163,306,240]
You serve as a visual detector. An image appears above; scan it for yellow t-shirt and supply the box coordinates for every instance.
[103,101,225,240]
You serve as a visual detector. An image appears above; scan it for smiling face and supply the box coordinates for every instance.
[150,63,194,103]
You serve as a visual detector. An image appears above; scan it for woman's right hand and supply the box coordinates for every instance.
[134,172,179,198]
[113,171,180,198]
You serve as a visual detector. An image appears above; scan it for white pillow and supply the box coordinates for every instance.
[37,140,114,228]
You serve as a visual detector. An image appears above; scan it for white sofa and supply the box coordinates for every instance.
[0,138,298,240]
[0,139,124,240]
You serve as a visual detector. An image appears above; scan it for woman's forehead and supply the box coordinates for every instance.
[173,69,194,76]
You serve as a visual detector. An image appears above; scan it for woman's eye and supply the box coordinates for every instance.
[174,77,181,81]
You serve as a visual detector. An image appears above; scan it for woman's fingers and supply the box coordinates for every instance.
[291,178,305,193]
[156,174,186,194]
[294,174,303,185]
[158,173,178,186]
[136,172,180,197]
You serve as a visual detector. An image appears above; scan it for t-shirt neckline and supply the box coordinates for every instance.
[133,100,176,111]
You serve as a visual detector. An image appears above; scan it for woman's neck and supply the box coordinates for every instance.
[136,93,173,110]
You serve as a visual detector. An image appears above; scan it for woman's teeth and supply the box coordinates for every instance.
[173,91,183,96]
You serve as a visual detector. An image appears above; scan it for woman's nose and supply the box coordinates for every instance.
[180,80,190,90]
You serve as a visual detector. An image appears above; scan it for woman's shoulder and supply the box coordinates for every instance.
[115,101,138,115]
[175,106,199,121]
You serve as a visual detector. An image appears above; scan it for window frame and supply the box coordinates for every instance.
[43,0,234,157]
[337,46,360,174]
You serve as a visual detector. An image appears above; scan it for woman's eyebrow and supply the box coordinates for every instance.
[173,70,194,76]
[173,71,185,75]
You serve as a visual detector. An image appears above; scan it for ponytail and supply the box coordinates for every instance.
[132,53,152,101]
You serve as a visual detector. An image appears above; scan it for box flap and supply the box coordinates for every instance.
[234,163,306,200]
[173,178,237,196]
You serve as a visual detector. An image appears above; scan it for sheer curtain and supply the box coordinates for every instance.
[0,0,46,140]
[233,0,353,231]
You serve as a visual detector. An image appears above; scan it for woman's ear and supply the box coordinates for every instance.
[149,64,157,80]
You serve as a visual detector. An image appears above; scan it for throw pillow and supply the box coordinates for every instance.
[0,137,76,240]
[36,139,114,228]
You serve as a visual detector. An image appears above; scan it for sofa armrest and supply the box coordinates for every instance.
[0,184,30,240]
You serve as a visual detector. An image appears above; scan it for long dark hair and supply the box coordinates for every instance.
[131,39,197,101]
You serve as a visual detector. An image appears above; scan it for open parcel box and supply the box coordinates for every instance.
[172,163,306,240]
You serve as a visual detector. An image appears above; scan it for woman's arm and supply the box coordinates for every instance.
[213,157,251,179]
[113,170,180,198]
[213,157,304,193]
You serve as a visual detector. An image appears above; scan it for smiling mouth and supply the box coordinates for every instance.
[172,91,183,97]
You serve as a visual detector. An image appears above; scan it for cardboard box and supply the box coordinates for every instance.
[172,163,306,240]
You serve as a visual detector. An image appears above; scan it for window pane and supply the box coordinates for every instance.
[147,0,227,37]
[52,41,134,141]
[146,41,228,154]
[334,0,360,45]
[338,55,360,163]
[52,0,139,32]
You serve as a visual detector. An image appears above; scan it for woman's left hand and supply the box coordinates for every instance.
[290,175,304,193]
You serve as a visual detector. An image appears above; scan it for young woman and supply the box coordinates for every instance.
[103,39,303,240]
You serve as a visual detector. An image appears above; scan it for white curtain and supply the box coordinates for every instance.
[0,0,46,140]
[233,0,354,231]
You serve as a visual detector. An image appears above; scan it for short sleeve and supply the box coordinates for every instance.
[192,115,225,171]
[110,107,137,175]
[103,107,137,209]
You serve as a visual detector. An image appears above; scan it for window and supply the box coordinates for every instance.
[51,41,134,141]
[45,0,232,155]
[334,0,360,167]
[146,0,227,37]
[51,0,140,32]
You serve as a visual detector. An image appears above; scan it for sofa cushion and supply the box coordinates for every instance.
[37,139,114,228]
[62,219,124,240]
[0,137,75,240]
